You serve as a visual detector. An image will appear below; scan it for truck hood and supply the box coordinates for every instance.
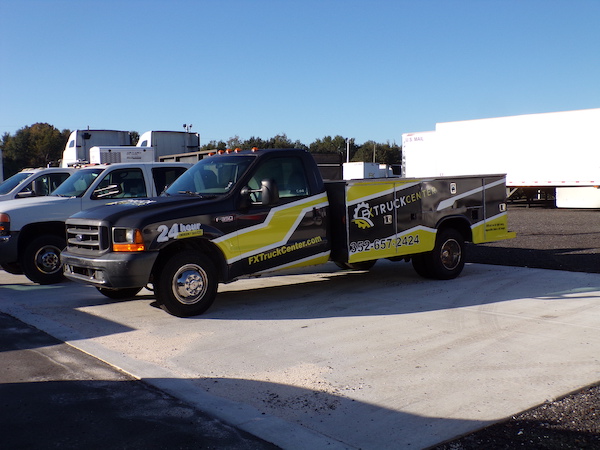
[70,195,226,228]
[1,196,81,230]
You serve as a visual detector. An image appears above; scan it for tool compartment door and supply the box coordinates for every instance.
[345,179,434,263]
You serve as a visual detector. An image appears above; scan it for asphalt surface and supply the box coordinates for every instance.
[467,204,600,274]
[0,312,278,449]
[1,203,600,449]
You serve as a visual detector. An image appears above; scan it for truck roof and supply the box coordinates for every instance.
[204,148,309,156]
[73,161,192,170]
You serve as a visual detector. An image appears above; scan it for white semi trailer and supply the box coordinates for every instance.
[402,108,600,208]
[61,129,132,167]
[61,130,200,167]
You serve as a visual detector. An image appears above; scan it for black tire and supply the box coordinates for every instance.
[412,228,465,280]
[154,251,218,317]
[0,262,23,275]
[20,235,66,284]
[96,287,142,300]
[411,253,432,278]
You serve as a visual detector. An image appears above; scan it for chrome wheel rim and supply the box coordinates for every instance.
[172,263,208,305]
[440,239,461,270]
[35,245,61,274]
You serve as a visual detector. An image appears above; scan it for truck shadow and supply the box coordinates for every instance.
[467,244,600,274]
[0,374,494,449]
[189,260,600,321]
[2,258,600,329]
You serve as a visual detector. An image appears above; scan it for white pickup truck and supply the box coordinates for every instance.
[0,167,76,201]
[0,162,190,284]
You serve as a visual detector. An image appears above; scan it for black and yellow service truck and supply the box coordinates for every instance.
[61,148,515,317]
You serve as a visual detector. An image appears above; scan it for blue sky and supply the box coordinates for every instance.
[2,0,599,146]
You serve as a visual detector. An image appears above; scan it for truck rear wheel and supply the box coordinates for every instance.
[20,235,66,284]
[154,251,217,317]
[411,228,465,280]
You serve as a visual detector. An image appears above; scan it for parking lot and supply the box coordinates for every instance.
[2,205,600,449]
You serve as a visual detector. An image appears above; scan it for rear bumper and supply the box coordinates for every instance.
[61,250,158,288]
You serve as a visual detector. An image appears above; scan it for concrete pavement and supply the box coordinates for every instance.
[2,260,600,449]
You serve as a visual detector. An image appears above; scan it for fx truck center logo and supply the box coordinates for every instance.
[351,186,438,229]
[352,202,374,229]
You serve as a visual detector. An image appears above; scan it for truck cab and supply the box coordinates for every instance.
[0,162,190,283]
[0,167,75,201]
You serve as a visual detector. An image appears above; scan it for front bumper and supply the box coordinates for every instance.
[0,233,19,264]
[61,250,158,289]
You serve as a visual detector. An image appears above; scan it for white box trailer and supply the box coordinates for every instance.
[62,129,132,167]
[402,109,600,208]
[62,130,200,168]
[136,131,200,159]
[89,146,155,164]
[342,162,394,180]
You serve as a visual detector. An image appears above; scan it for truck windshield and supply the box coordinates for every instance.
[0,172,32,195]
[52,169,104,197]
[165,155,254,196]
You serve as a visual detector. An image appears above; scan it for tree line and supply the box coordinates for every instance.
[1,123,401,179]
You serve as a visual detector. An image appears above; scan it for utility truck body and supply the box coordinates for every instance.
[61,149,514,317]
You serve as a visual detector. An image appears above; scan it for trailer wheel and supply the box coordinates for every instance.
[154,251,217,317]
[96,287,142,300]
[20,235,66,284]
[412,228,465,280]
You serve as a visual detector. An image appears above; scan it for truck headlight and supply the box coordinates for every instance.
[0,213,9,236]
[112,227,145,252]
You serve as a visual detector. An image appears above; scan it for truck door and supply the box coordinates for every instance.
[84,167,148,210]
[230,155,330,278]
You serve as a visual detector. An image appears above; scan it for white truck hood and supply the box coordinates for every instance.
[1,196,82,231]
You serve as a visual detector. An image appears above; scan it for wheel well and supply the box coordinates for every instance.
[436,217,472,242]
[19,222,65,252]
[150,239,227,284]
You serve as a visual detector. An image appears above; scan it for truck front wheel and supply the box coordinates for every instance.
[20,235,66,284]
[154,251,217,317]
[0,262,23,275]
[412,228,465,280]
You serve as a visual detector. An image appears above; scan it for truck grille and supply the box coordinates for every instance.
[66,219,110,253]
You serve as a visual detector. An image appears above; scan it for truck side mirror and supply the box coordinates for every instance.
[239,179,279,207]
[92,184,122,199]
[32,179,47,196]
[260,179,279,205]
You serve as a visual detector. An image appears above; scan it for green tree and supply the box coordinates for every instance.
[130,131,140,145]
[1,123,69,178]
[265,133,306,149]
[352,140,401,165]
[243,136,268,149]
[226,135,244,149]
[200,140,227,151]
